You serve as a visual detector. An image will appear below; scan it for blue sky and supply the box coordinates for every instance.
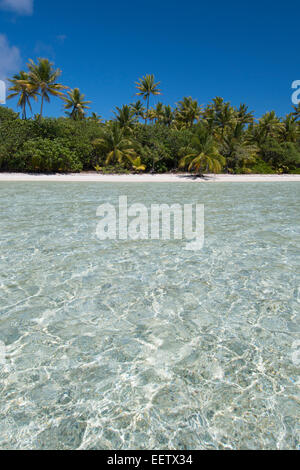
[0,0,299,119]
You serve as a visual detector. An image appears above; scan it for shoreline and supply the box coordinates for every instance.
[0,172,300,183]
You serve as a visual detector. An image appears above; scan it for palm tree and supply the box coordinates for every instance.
[256,111,284,140]
[147,107,156,124]
[147,105,164,124]
[179,126,225,175]
[7,71,38,119]
[162,105,174,127]
[135,74,161,124]
[175,97,201,128]
[113,105,137,134]
[236,103,254,126]
[130,100,145,120]
[215,102,235,137]
[27,58,67,122]
[280,115,300,143]
[203,97,236,137]
[64,88,91,120]
[89,112,102,123]
[202,105,217,133]
[93,123,138,166]
[153,102,164,123]
[291,103,300,121]
[221,123,257,172]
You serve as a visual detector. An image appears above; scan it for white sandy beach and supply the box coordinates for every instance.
[0,173,299,182]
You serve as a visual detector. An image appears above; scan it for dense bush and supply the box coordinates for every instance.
[133,124,193,172]
[11,138,82,172]
[0,106,19,123]
[0,120,41,170]
[0,117,104,172]
[0,103,300,174]
[248,159,275,174]
[260,139,300,172]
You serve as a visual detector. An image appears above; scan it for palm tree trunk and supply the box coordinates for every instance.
[145,95,150,125]
[39,94,44,123]
[22,102,26,120]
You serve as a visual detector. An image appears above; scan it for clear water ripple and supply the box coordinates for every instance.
[0,182,299,449]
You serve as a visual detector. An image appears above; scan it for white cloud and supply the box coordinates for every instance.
[0,0,34,15]
[0,34,21,79]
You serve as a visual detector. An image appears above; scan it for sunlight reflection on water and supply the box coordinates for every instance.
[0,182,299,449]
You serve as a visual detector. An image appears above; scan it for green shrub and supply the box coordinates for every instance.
[260,139,300,172]
[13,138,82,172]
[133,123,193,171]
[0,106,19,123]
[249,159,276,174]
[0,115,104,171]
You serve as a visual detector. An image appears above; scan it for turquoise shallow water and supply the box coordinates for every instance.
[0,182,299,450]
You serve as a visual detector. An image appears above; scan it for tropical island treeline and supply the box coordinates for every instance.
[1,58,300,174]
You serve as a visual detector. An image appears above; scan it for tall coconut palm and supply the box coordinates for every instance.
[162,105,174,127]
[202,105,217,133]
[64,88,91,120]
[215,102,236,137]
[130,100,145,120]
[256,111,284,140]
[7,71,38,119]
[221,123,257,172]
[236,103,254,126]
[147,107,156,124]
[135,74,161,124]
[179,126,225,175]
[148,105,164,124]
[202,97,222,132]
[203,97,236,137]
[27,58,67,122]
[93,123,138,166]
[175,97,201,128]
[280,115,300,143]
[153,102,164,123]
[113,105,137,134]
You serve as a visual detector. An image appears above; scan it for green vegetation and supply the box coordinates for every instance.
[26,58,67,122]
[7,71,38,120]
[179,126,225,174]
[1,58,299,174]
[64,88,91,120]
[135,74,161,125]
